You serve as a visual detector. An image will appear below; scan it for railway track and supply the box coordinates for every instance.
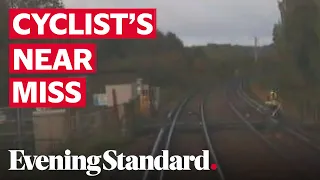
[201,89,306,180]
[224,80,320,180]
[142,92,223,180]
[238,81,320,151]
[143,83,320,180]
[5,84,319,180]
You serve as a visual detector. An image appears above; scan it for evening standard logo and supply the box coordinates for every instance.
[9,149,216,176]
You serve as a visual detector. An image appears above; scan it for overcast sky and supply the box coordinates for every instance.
[63,0,281,46]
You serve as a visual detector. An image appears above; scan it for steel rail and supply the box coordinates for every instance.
[200,98,225,180]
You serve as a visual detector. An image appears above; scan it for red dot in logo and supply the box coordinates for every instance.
[210,164,217,170]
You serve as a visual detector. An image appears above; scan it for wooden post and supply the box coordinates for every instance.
[112,89,120,122]
[149,86,155,116]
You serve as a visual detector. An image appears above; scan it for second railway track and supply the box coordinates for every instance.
[225,80,320,180]
[202,88,307,180]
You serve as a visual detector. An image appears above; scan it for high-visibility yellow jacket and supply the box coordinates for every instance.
[269,91,278,101]
[265,91,280,106]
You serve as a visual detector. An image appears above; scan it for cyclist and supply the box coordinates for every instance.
[265,90,281,118]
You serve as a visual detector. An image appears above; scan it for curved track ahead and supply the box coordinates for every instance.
[144,82,320,180]
[199,85,305,180]
[224,80,320,180]
[143,92,223,180]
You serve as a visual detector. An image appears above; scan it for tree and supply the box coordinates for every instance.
[273,0,320,84]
